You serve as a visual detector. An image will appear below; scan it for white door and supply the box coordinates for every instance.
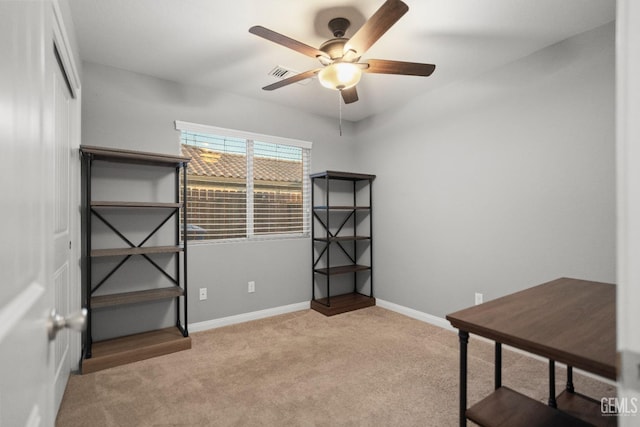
[0,1,81,426]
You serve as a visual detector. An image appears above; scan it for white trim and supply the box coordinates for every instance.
[246,140,255,236]
[187,233,310,246]
[376,298,455,331]
[0,283,44,344]
[188,301,308,332]
[175,120,313,149]
[617,0,640,358]
[52,0,80,94]
[616,2,640,418]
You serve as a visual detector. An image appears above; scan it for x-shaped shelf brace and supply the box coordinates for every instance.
[313,209,360,267]
[90,208,180,295]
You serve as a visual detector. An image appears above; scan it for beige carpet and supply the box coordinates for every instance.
[56,307,615,426]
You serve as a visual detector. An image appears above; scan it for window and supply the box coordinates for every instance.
[175,121,311,241]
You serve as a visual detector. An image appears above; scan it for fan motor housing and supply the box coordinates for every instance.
[319,38,349,60]
[320,17,360,62]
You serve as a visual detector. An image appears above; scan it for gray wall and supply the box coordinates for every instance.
[82,62,359,337]
[82,21,615,336]
[354,22,616,318]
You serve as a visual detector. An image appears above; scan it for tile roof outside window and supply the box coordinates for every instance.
[181,145,302,183]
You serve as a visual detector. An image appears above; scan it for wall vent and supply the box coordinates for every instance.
[268,65,311,85]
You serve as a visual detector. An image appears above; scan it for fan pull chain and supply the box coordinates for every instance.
[338,90,343,136]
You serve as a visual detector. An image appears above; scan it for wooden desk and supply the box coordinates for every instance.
[446,277,616,427]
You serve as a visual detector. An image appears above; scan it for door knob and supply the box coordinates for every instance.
[48,308,87,340]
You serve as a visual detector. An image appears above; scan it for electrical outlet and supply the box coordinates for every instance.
[199,288,207,301]
[475,292,483,305]
[248,281,255,293]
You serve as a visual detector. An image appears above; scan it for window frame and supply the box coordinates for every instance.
[175,120,312,244]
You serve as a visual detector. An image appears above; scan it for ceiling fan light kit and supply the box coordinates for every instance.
[249,0,435,105]
[318,63,362,90]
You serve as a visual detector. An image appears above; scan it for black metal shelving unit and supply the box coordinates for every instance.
[310,171,375,316]
[80,145,191,373]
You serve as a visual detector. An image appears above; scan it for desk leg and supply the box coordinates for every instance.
[566,365,574,393]
[495,342,502,389]
[548,359,557,408]
[458,330,469,427]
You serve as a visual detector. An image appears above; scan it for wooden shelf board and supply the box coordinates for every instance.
[80,145,190,166]
[310,171,376,181]
[91,286,184,309]
[313,206,371,211]
[313,236,371,243]
[91,245,182,257]
[311,292,375,316]
[91,201,181,208]
[314,264,371,276]
[557,390,617,427]
[81,327,191,374]
[466,387,592,427]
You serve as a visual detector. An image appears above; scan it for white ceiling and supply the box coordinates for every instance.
[67,0,615,122]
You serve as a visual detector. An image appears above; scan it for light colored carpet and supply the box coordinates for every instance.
[56,306,615,426]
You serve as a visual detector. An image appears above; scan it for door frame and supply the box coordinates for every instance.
[616,1,640,424]
[50,0,82,415]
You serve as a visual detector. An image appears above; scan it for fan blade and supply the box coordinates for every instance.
[249,26,329,60]
[343,0,409,60]
[363,59,435,76]
[341,87,359,104]
[262,69,321,91]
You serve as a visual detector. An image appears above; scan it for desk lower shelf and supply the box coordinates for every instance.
[556,390,617,427]
[466,387,595,427]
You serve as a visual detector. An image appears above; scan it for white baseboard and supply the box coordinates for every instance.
[376,298,456,331]
[188,301,309,333]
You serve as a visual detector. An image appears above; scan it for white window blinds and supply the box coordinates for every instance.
[175,121,311,242]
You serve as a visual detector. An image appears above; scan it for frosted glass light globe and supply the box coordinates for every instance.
[318,63,362,90]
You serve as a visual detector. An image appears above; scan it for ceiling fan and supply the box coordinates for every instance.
[249,0,435,104]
